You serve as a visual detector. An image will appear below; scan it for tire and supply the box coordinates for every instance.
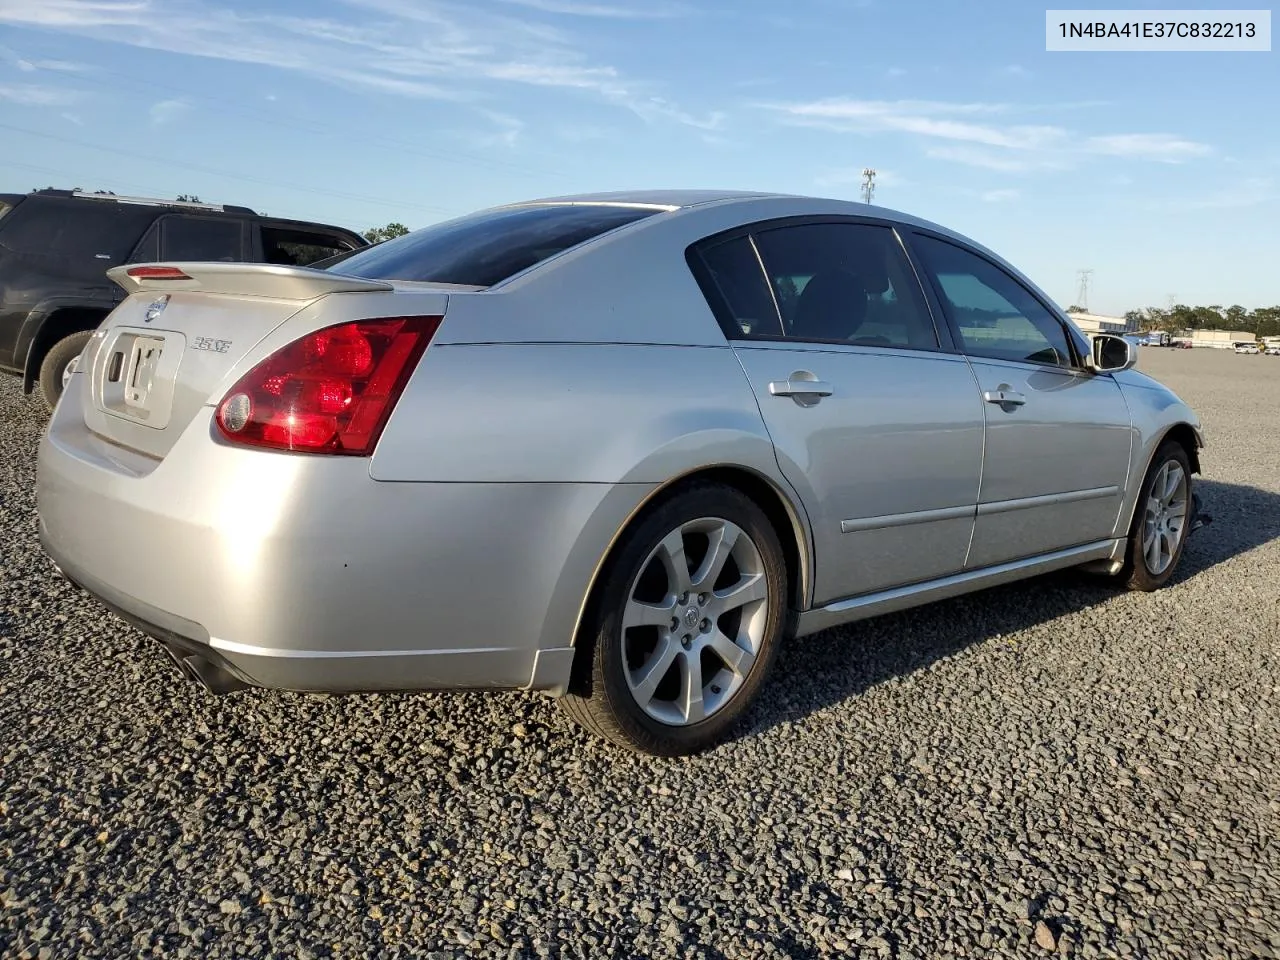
[37,330,93,411]
[1116,440,1195,592]
[557,482,789,756]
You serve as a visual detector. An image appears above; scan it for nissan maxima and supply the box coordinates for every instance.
[37,190,1207,755]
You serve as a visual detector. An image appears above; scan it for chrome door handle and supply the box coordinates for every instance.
[983,389,1026,406]
[769,378,833,398]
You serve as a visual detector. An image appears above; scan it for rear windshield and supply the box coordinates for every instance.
[329,203,660,287]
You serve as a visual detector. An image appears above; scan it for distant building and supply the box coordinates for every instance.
[1190,329,1257,348]
[1066,311,1133,335]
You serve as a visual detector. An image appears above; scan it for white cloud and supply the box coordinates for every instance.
[15,57,87,71]
[61,111,83,125]
[926,144,1067,173]
[1084,133,1212,163]
[492,0,688,17]
[0,82,79,105]
[981,188,1020,202]
[1185,177,1277,209]
[761,97,1212,173]
[886,66,907,78]
[149,98,190,124]
[0,0,711,129]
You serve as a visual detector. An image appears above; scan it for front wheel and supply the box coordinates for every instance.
[1118,441,1195,591]
[37,331,93,411]
[557,482,789,756]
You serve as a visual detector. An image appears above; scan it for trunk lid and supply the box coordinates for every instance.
[78,263,406,460]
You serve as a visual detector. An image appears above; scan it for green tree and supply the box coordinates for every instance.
[364,222,410,243]
[1065,304,1087,313]
[175,194,202,203]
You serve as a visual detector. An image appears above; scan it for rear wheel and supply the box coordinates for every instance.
[558,482,788,756]
[37,330,93,410]
[1117,441,1194,591]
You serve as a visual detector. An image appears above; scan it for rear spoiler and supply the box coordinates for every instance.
[106,262,394,299]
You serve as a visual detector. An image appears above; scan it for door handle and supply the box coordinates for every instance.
[769,378,833,398]
[982,388,1026,406]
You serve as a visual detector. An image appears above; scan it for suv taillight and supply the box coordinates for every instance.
[215,316,440,455]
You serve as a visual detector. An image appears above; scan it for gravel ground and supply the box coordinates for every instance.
[2,348,1278,960]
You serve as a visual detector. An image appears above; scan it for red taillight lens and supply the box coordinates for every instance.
[127,265,192,280]
[214,316,440,455]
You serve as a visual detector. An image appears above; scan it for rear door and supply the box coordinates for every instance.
[689,217,986,606]
[908,231,1134,568]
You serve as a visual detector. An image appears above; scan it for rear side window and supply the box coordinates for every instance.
[0,201,11,221]
[261,226,359,266]
[162,216,244,261]
[0,197,154,264]
[696,237,783,338]
[330,204,660,287]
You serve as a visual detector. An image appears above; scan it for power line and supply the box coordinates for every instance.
[0,121,460,217]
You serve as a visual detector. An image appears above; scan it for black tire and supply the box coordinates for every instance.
[1116,440,1195,592]
[37,330,93,410]
[557,482,789,756]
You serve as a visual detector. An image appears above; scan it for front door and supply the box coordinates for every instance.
[910,233,1133,569]
[691,219,986,605]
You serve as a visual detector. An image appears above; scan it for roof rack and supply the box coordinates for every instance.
[42,189,256,215]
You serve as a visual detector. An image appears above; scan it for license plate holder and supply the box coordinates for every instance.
[122,336,166,410]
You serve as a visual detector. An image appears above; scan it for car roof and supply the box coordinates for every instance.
[504,188,970,240]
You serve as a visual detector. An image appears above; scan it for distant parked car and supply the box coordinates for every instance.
[1265,345,1280,356]
[37,189,1208,755]
[1234,341,1260,354]
[0,188,368,408]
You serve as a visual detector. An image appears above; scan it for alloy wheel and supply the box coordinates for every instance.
[621,517,769,726]
[1143,460,1188,576]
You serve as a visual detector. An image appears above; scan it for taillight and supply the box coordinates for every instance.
[127,265,192,280]
[214,316,440,455]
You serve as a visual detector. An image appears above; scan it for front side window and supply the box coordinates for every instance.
[750,222,940,349]
[162,216,244,261]
[913,235,1074,367]
[330,204,660,287]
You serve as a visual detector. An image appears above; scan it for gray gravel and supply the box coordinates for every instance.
[2,348,1279,960]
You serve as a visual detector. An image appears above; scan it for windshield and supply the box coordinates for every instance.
[328,203,661,287]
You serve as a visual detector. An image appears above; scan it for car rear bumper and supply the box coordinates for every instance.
[37,395,649,694]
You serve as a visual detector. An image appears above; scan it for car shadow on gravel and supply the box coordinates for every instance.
[738,478,1280,740]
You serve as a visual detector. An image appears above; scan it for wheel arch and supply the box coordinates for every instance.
[1118,420,1203,539]
[564,464,815,687]
[20,301,112,393]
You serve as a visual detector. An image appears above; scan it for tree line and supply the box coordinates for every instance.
[1121,304,1280,338]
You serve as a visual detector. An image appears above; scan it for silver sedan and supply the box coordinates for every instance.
[37,190,1207,755]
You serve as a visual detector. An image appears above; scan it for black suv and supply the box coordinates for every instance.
[0,189,368,409]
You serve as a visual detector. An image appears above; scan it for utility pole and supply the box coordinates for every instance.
[1075,269,1093,312]
[860,168,876,204]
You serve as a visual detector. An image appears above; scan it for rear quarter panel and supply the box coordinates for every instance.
[370,341,784,485]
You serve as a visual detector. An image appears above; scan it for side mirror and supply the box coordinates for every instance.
[1088,334,1137,373]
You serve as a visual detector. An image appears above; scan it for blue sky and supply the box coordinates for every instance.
[0,0,1276,314]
